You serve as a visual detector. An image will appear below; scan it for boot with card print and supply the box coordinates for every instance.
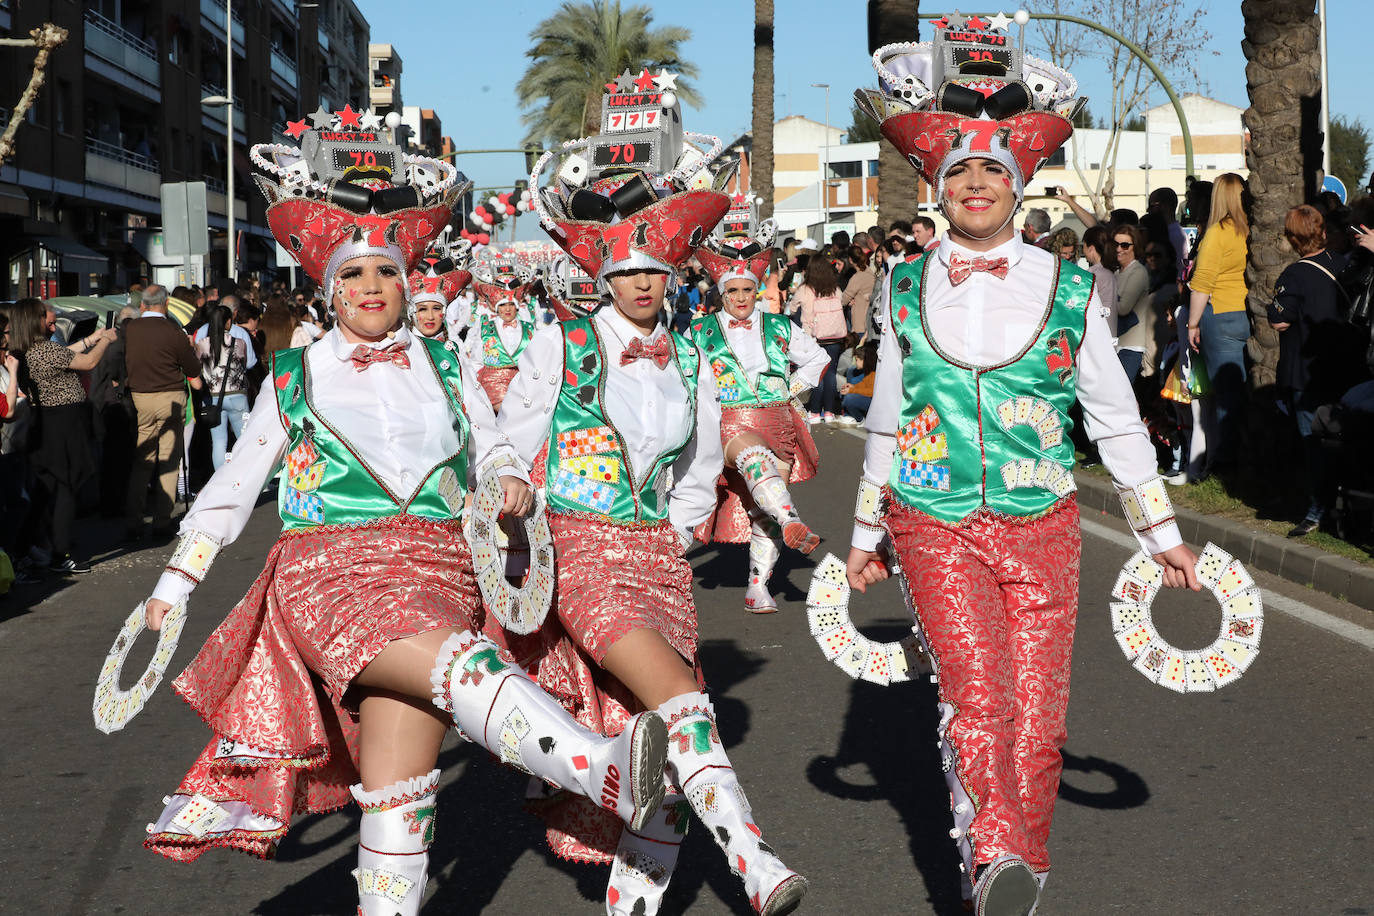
[351,769,440,916]
[429,631,669,831]
[735,445,819,554]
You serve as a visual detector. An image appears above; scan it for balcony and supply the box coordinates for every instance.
[270,46,298,91]
[200,0,246,56]
[204,179,248,223]
[200,83,246,135]
[317,28,329,53]
[85,137,161,199]
[84,9,160,99]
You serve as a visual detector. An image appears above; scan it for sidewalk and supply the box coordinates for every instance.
[1074,471,1374,612]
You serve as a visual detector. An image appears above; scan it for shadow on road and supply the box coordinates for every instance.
[1058,751,1151,810]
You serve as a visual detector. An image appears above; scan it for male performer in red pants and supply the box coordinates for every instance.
[845,18,1200,916]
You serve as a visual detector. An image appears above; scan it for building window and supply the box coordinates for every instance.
[828,160,862,179]
[56,80,71,135]
[867,159,879,177]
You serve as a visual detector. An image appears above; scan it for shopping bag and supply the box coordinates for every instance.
[1186,349,1211,397]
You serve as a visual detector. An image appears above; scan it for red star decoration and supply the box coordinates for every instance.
[966,15,989,29]
[633,68,655,92]
[605,79,618,92]
[334,104,362,129]
[930,16,950,29]
[731,192,747,207]
[284,119,309,139]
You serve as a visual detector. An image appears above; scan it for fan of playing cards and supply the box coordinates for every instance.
[93,598,188,734]
[805,553,933,685]
[467,468,555,635]
[1110,542,1262,692]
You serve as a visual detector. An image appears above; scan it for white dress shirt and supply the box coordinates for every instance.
[151,325,526,606]
[464,316,529,366]
[499,307,724,542]
[718,308,830,391]
[854,234,1181,555]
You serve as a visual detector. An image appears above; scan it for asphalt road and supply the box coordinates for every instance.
[3,427,1373,915]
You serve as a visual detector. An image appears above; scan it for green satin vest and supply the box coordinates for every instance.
[544,317,699,524]
[886,253,1092,522]
[689,311,793,407]
[271,337,471,530]
[478,314,533,368]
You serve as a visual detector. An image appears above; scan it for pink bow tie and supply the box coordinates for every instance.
[947,253,1010,286]
[727,317,753,329]
[501,320,519,329]
[620,335,672,369]
[349,340,410,372]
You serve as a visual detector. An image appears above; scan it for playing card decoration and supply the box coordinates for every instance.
[1110,542,1262,692]
[805,553,933,686]
[467,468,555,634]
[93,599,188,734]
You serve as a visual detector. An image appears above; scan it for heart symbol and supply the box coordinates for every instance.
[1029,131,1045,151]
[416,218,433,236]
[660,218,681,240]
[915,133,934,153]
[275,373,292,390]
[567,327,588,347]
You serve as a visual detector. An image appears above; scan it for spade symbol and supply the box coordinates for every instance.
[689,226,704,247]
[288,234,303,252]
[539,736,556,753]
[580,353,598,374]
[758,840,776,856]
[716,826,730,847]
[899,334,912,357]
[896,275,914,294]
[632,899,647,916]
[578,385,598,405]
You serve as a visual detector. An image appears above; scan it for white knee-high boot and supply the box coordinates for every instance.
[744,514,781,614]
[735,445,818,554]
[659,692,807,916]
[605,784,690,916]
[351,769,439,916]
[430,631,668,831]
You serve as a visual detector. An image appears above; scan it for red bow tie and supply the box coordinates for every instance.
[620,335,672,369]
[947,253,1011,286]
[501,320,519,329]
[727,317,753,329]
[349,340,411,372]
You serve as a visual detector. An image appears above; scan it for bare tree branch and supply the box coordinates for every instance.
[0,24,68,169]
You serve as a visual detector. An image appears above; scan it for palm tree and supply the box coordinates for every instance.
[517,0,701,150]
[751,0,775,220]
[1241,0,1322,390]
[867,0,922,228]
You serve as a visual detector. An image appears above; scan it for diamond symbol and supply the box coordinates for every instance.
[572,754,589,770]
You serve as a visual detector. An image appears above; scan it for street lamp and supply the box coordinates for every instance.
[201,0,235,279]
[812,83,830,238]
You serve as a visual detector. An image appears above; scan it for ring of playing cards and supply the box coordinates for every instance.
[468,469,555,635]
[93,599,187,734]
[805,553,933,686]
[1110,542,1263,692]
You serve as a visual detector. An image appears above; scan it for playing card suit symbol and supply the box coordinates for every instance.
[660,218,682,240]
[275,373,292,390]
[899,334,913,357]
[578,385,597,405]
[288,234,303,252]
[1029,131,1046,151]
[915,133,934,153]
[689,226,705,247]
[607,888,619,906]
[897,305,909,322]
[567,327,588,347]
[580,353,598,374]
[564,369,578,386]
[416,218,433,237]
[896,276,914,294]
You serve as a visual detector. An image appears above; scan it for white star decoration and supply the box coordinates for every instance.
[653,70,678,91]
[359,109,383,131]
[987,11,1014,31]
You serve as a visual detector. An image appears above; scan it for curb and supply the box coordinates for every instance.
[1074,471,1374,612]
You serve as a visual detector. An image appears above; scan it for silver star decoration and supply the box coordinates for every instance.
[614,69,636,93]
[308,106,333,129]
[986,11,1013,31]
[946,11,966,29]
[653,69,677,91]
[359,109,383,131]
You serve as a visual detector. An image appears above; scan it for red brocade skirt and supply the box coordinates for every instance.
[695,403,820,544]
[477,365,519,414]
[145,515,480,862]
[524,512,702,864]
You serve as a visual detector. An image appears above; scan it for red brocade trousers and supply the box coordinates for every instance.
[886,497,1081,875]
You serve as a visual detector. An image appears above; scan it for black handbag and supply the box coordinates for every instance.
[196,345,234,427]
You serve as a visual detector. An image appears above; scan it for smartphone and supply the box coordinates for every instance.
[1045,185,1058,197]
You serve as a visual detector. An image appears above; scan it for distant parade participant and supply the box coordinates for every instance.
[407,238,472,341]
[546,253,605,321]
[506,71,808,916]
[465,294,535,412]
[139,112,672,916]
[691,204,829,612]
[844,21,1199,916]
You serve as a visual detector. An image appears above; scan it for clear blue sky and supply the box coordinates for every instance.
[355,0,1370,240]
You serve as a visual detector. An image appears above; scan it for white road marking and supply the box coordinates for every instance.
[1079,516,1374,651]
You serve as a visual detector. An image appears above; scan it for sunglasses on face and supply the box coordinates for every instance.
[1115,241,1133,249]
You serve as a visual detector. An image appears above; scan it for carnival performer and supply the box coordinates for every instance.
[690,205,830,613]
[465,295,534,413]
[407,238,473,341]
[845,22,1200,916]
[500,73,808,916]
[137,113,672,916]
[546,253,604,322]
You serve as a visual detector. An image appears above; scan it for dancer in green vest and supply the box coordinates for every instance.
[691,205,830,612]
[505,72,808,916]
[407,237,472,342]
[464,296,534,412]
[844,22,1201,916]
[135,116,672,916]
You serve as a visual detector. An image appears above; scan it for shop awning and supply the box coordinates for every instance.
[32,236,109,274]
